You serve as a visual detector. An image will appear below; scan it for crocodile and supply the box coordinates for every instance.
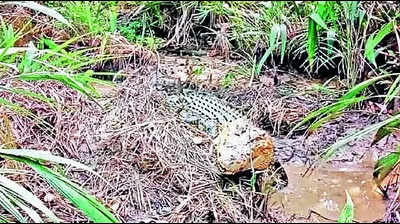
[166,88,242,137]
[158,79,288,192]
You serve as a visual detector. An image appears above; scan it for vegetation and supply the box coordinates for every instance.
[0,2,119,222]
[338,191,354,223]
[0,0,399,223]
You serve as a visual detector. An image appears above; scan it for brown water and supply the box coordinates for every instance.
[270,159,385,222]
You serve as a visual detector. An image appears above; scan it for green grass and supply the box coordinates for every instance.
[373,146,400,193]
[0,3,120,222]
[50,1,118,35]
[119,1,165,49]
[14,37,116,100]
[34,1,399,87]
[338,191,354,223]
[290,73,397,134]
[0,149,119,223]
[293,73,400,198]
[2,1,400,222]
[34,1,400,85]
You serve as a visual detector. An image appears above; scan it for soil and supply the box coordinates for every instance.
[152,53,400,222]
[85,53,398,222]
[2,51,399,222]
[1,2,400,222]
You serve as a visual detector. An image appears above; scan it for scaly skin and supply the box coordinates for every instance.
[165,87,288,191]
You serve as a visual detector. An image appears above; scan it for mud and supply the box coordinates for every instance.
[270,160,385,223]
[2,3,399,222]
[3,53,395,222]
[157,54,399,222]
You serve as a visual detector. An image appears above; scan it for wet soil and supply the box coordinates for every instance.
[2,3,399,222]
[2,52,397,223]
[271,159,385,223]
[156,54,399,222]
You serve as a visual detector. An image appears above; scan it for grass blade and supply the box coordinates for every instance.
[310,12,329,30]
[0,98,35,117]
[309,111,342,131]
[0,149,108,183]
[327,29,335,56]
[26,159,119,223]
[307,19,317,69]
[0,175,61,222]
[371,113,400,145]
[2,1,73,29]
[0,187,26,222]
[321,113,400,161]
[289,97,366,135]
[269,24,280,49]
[365,21,394,67]
[340,73,395,100]
[0,149,118,222]
[0,214,10,223]
[0,87,56,107]
[373,147,400,188]
[256,48,273,75]
[384,74,400,104]
[280,24,287,64]
[338,190,354,223]
[19,72,99,98]
[256,24,280,75]
[13,198,43,223]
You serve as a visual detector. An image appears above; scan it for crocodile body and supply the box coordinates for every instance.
[166,88,243,137]
[163,86,288,191]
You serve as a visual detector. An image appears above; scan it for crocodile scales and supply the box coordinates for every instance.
[166,88,243,137]
[163,85,288,191]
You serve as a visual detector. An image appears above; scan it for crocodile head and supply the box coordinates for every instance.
[214,118,288,190]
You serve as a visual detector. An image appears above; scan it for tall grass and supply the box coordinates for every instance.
[2,1,399,220]
[53,1,117,35]
[0,3,119,222]
[288,2,400,191]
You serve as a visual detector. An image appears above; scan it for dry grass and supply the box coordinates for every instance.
[0,62,295,222]
[72,67,293,222]
[2,53,398,223]
[224,73,332,136]
[1,2,400,222]
[94,34,158,72]
[384,185,400,223]
[0,5,70,46]
[2,51,392,222]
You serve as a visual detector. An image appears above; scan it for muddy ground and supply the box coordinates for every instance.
[1,2,399,222]
[1,52,399,223]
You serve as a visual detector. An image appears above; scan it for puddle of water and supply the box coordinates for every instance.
[270,158,385,222]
